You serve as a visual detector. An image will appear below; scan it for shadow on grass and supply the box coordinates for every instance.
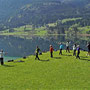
[3,64,15,67]
[38,59,49,62]
[80,56,88,58]
[14,60,25,63]
[62,54,72,56]
[53,57,61,59]
[80,58,90,61]
[80,56,90,61]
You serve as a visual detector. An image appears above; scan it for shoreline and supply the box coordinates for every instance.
[4,56,21,62]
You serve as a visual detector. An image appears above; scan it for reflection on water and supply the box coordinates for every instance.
[0,35,89,58]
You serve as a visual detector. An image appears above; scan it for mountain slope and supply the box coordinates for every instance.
[0,0,90,28]
[6,0,90,28]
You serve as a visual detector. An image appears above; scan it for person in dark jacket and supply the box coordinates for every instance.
[76,45,80,59]
[35,46,40,60]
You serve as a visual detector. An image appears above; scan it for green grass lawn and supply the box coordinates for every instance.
[0,50,90,90]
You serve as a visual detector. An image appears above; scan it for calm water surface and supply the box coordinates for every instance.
[0,35,89,61]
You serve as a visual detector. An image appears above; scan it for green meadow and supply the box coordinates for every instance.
[0,25,47,36]
[0,50,90,90]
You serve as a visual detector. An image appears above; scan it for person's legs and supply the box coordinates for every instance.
[88,49,90,56]
[0,58,1,63]
[73,50,74,56]
[76,52,80,59]
[76,52,78,58]
[68,47,70,53]
[38,57,40,60]
[87,49,90,56]
[60,49,62,55]
[73,50,76,56]
[78,53,80,59]
[52,52,53,57]
[76,54,78,59]
[51,52,53,57]
[66,47,68,52]
[37,54,40,60]
[1,58,4,65]
[75,50,76,56]
[35,53,40,60]
[35,53,38,60]
[59,49,60,55]
[35,57,37,60]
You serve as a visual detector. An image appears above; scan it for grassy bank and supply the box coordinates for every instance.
[0,50,90,89]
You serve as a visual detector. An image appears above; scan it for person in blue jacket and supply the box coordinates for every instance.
[59,43,63,55]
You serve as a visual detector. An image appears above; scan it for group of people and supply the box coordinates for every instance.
[50,41,81,59]
[0,41,89,65]
[35,41,90,60]
[72,42,90,58]
[61,41,81,59]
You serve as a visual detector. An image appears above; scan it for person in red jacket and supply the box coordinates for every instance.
[50,45,53,58]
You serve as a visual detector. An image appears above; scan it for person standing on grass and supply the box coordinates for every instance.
[76,45,80,59]
[50,45,53,58]
[59,43,63,55]
[73,44,77,56]
[35,46,40,60]
[66,41,70,53]
[0,49,7,65]
[87,42,90,56]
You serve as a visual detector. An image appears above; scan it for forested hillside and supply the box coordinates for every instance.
[5,0,90,27]
[0,0,90,35]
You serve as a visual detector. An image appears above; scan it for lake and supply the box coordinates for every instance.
[0,35,89,61]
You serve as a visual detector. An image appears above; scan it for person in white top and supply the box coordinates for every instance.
[0,49,7,65]
[73,44,77,56]
[66,41,70,53]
